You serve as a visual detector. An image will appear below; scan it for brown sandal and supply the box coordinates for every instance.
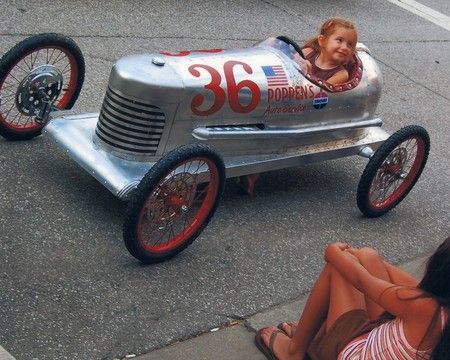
[255,327,283,360]
[277,321,297,337]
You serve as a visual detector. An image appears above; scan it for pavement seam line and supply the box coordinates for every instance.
[373,56,450,101]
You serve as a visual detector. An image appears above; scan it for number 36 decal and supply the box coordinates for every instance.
[188,61,261,116]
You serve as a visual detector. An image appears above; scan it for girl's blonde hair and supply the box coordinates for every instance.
[304,17,358,52]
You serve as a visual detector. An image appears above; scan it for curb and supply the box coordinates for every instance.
[0,346,16,360]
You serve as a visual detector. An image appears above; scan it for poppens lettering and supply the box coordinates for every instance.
[267,85,315,102]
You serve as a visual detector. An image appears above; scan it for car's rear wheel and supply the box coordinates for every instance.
[357,125,430,217]
[0,33,85,140]
[123,144,226,264]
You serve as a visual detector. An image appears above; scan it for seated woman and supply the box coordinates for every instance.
[255,237,450,359]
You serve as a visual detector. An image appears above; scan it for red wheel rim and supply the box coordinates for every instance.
[368,135,425,210]
[137,157,220,253]
[0,46,79,132]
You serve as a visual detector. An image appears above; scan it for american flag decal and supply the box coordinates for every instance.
[261,65,289,86]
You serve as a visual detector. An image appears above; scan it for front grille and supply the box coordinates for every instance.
[95,86,165,156]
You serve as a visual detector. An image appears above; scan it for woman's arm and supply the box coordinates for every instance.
[347,247,419,287]
[325,243,427,318]
[383,261,419,287]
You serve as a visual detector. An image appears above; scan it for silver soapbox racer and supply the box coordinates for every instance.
[0,33,430,263]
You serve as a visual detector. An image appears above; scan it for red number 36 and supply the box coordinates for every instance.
[188,61,261,116]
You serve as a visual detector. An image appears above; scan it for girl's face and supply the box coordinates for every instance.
[319,27,357,64]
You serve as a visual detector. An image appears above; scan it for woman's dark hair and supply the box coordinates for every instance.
[418,236,450,359]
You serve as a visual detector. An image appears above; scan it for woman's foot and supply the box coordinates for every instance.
[277,321,298,337]
[256,326,302,360]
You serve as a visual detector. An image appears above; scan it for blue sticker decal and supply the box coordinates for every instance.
[313,91,328,109]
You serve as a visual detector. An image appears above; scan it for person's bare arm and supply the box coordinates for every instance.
[302,47,314,57]
[326,69,349,85]
[293,53,312,74]
[325,243,430,319]
[346,247,419,287]
[383,261,419,287]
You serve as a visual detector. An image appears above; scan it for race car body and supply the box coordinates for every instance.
[94,38,382,159]
[43,38,386,199]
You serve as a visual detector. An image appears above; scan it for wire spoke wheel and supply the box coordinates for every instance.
[357,125,430,217]
[124,144,225,264]
[0,33,85,140]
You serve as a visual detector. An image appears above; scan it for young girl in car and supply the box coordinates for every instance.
[297,17,358,85]
[255,237,450,359]
[239,18,358,195]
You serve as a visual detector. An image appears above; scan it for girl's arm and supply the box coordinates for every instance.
[302,47,314,57]
[326,69,349,85]
[325,243,431,318]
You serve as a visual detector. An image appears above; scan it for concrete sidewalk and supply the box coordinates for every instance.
[137,254,429,360]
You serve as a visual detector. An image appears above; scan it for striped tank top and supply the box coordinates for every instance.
[338,308,447,360]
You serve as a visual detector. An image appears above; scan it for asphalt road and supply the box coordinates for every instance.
[1,1,449,359]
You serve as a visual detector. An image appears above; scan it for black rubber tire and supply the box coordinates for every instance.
[0,33,85,140]
[123,144,226,264]
[276,35,305,59]
[357,125,430,217]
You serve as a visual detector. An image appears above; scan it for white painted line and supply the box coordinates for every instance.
[386,0,450,31]
[0,346,16,360]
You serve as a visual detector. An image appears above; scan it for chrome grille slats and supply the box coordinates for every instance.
[104,91,165,121]
[102,103,165,127]
[96,130,157,150]
[98,117,163,140]
[100,107,164,133]
[97,121,160,144]
[96,86,165,155]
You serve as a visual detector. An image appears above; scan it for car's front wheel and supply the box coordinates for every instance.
[123,144,226,264]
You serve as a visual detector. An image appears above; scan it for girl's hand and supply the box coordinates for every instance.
[303,59,312,74]
[293,54,312,75]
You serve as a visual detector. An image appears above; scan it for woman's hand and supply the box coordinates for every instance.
[335,242,351,250]
[325,242,359,263]
[325,242,348,262]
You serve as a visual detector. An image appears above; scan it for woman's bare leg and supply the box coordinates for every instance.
[286,264,333,356]
[260,262,368,359]
[259,264,333,359]
[351,248,391,320]
[326,264,366,331]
